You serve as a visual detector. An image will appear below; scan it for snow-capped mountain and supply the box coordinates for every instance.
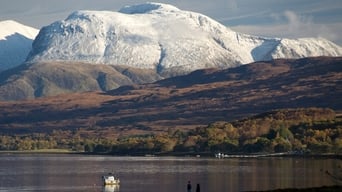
[0,20,38,71]
[26,2,342,75]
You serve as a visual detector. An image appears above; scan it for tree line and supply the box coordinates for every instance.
[1,108,341,155]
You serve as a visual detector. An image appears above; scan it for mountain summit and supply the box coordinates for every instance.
[26,2,342,75]
[0,20,38,71]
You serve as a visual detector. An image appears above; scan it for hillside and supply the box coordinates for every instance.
[0,62,162,100]
[0,57,341,137]
[0,107,340,155]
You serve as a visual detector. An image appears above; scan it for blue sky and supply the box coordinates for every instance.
[1,0,341,45]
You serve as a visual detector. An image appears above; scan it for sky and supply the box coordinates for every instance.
[1,0,341,45]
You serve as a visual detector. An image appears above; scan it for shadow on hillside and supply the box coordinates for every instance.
[0,33,33,70]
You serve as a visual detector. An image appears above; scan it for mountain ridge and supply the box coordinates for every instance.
[26,2,342,75]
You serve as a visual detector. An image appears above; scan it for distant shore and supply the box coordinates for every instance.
[1,150,342,159]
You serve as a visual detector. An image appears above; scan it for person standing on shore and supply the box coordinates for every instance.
[196,183,200,192]
[187,181,192,192]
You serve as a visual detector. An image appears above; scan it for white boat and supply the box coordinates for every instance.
[102,173,120,185]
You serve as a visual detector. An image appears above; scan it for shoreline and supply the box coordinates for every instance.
[0,149,76,154]
[1,150,342,159]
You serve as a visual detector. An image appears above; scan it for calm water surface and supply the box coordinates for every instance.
[0,154,340,192]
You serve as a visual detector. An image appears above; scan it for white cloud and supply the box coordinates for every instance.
[231,10,341,45]
[283,10,313,35]
[231,23,341,45]
[282,10,339,42]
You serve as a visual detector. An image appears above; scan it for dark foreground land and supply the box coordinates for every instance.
[250,185,342,192]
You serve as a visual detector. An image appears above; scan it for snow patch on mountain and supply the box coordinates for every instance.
[26,2,342,75]
[0,20,38,71]
[269,38,342,59]
[119,2,180,14]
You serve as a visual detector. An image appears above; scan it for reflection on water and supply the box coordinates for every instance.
[102,185,119,192]
[0,154,340,192]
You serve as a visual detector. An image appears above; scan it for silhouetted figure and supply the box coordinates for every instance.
[187,180,192,192]
[196,183,200,192]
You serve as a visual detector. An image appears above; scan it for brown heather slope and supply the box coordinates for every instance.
[0,61,163,100]
[0,57,341,137]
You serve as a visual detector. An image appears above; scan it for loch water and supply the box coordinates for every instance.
[0,154,339,192]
